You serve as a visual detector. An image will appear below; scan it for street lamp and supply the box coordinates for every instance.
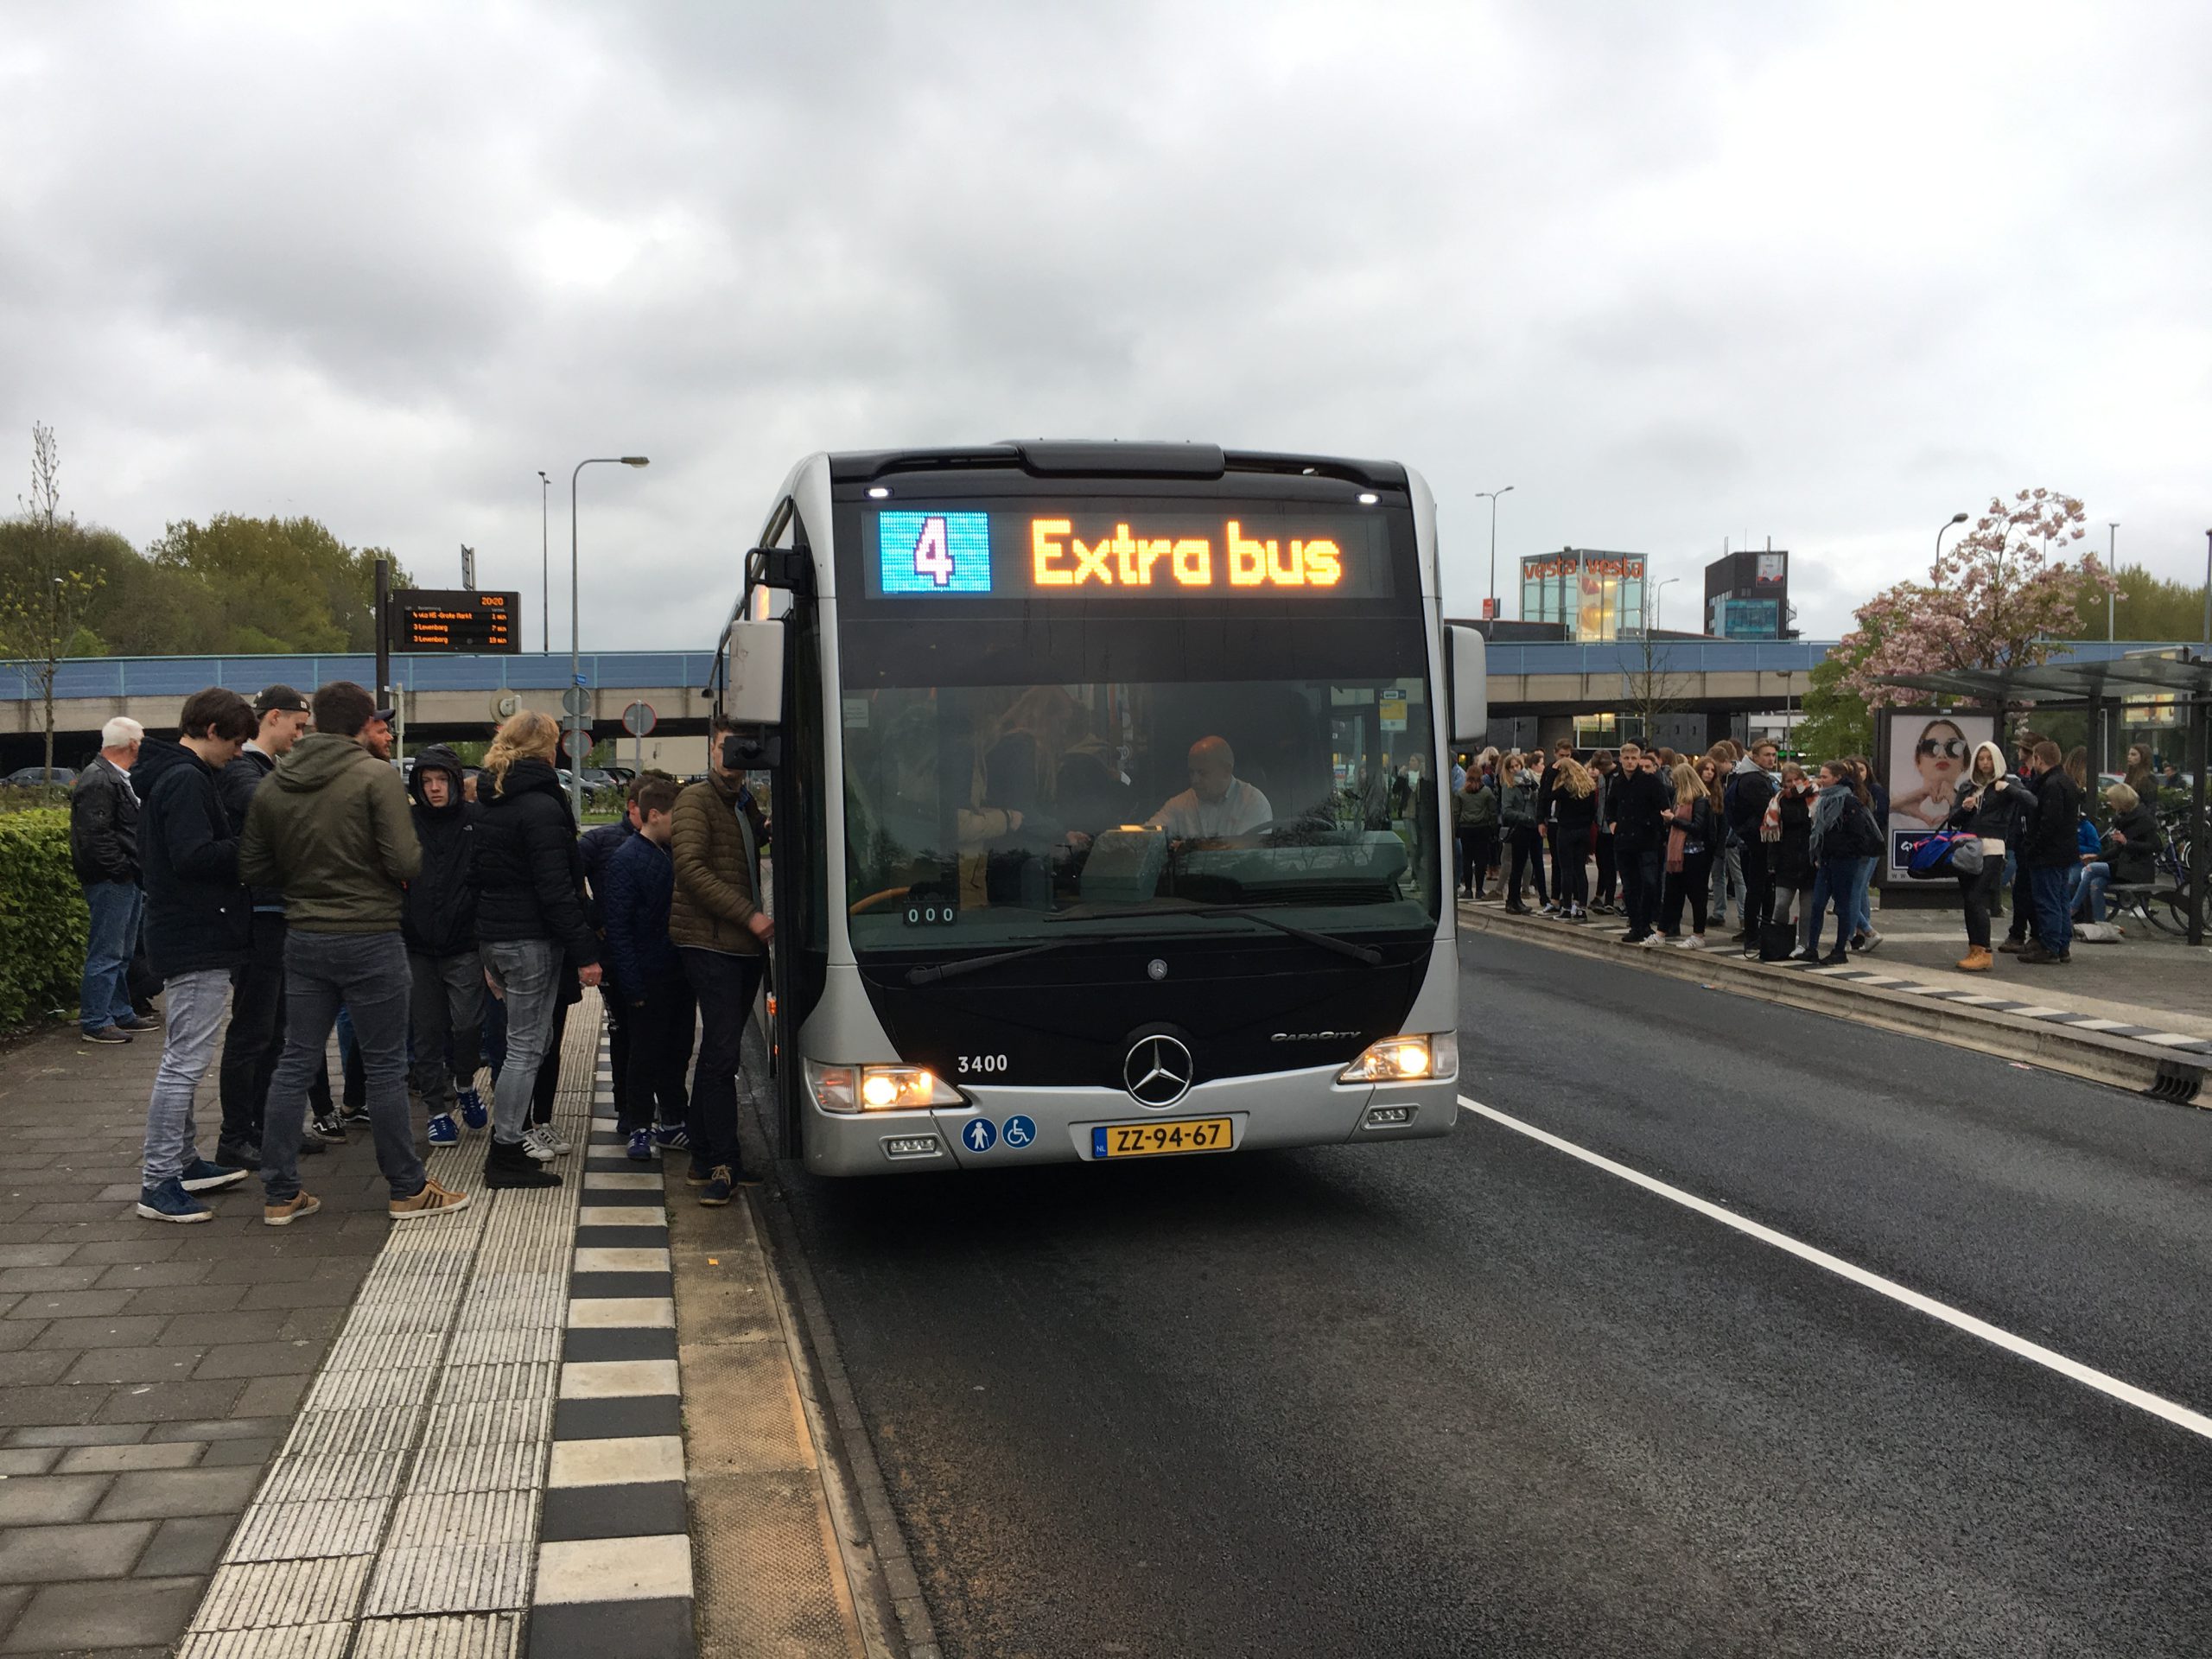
[2107,520,2120,641]
[1936,511,1968,563]
[537,471,550,653]
[570,455,650,819]
[1474,486,1514,619]
[1649,575,1680,634]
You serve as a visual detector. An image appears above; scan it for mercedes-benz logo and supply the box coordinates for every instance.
[1122,1035,1192,1108]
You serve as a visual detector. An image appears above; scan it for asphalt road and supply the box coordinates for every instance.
[770,932,2212,1658]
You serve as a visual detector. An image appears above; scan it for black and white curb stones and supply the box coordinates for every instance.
[1802,962,2212,1055]
[527,1036,696,1659]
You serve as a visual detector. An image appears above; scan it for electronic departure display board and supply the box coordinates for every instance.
[865,508,1391,601]
[390,589,521,653]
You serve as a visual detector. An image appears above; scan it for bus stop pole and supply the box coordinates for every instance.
[2193,694,2207,948]
[374,556,391,719]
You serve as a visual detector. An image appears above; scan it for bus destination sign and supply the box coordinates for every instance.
[391,589,522,654]
[868,508,1389,601]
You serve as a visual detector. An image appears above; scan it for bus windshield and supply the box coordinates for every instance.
[841,676,1440,952]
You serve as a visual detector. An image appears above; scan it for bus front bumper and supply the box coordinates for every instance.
[798,1062,1459,1177]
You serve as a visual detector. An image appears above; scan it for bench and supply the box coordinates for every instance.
[2105,883,2162,925]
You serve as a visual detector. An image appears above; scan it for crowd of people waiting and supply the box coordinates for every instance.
[67,680,772,1225]
[1449,728,2155,973]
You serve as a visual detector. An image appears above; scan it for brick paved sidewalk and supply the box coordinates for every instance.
[0,1013,415,1655]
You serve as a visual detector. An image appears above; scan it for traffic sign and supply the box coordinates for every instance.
[961,1119,996,1153]
[561,725,593,759]
[561,686,591,717]
[621,701,657,738]
[491,691,520,720]
[1001,1115,1036,1149]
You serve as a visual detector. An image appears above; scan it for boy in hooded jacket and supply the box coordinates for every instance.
[404,745,486,1146]
[601,778,696,1160]
[131,689,260,1222]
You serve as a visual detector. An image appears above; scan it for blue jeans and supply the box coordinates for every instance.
[2031,866,2074,955]
[80,880,143,1034]
[1813,856,1867,956]
[1854,855,1878,937]
[483,938,561,1146]
[262,931,425,1205]
[140,967,229,1188]
[2067,861,2110,923]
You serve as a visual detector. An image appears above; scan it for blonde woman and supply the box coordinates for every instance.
[1655,762,1718,947]
[1549,756,1599,918]
[474,710,602,1188]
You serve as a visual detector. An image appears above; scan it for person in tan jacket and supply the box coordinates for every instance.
[671,715,772,1204]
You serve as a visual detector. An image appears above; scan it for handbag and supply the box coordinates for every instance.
[1907,829,1975,879]
[1758,919,1797,962]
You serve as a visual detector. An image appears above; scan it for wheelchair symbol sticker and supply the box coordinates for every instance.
[1001,1115,1036,1148]
[962,1118,996,1153]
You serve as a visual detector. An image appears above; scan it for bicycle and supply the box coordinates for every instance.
[2126,811,2199,936]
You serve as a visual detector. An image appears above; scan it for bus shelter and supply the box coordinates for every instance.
[1875,651,2212,945]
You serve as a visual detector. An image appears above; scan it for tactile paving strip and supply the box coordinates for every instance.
[187,1001,602,1648]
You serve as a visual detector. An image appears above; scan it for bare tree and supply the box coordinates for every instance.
[1618,626,1691,746]
[1,425,103,784]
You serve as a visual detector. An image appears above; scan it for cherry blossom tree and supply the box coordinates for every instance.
[1840,489,2115,708]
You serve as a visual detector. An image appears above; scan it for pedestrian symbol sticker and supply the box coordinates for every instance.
[1001,1115,1036,1148]
[962,1118,996,1153]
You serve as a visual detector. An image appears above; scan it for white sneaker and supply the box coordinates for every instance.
[1676,935,1706,950]
[519,1126,559,1162]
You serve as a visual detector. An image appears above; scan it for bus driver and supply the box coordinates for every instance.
[1150,735,1273,840]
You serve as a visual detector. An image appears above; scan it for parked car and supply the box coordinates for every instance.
[1,765,72,789]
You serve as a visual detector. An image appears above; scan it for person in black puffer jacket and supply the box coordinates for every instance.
[404,745,486,1146]
[473,713,601,1187]
[2097,784,2158,887]
[1946,740,2034,971]
[130,690,258,1223]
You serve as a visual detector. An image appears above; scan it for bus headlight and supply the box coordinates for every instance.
[806,1060,967,1113]
[1338,1033,1458,1084]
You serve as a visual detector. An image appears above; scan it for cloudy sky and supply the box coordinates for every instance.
[3,0,2206,645]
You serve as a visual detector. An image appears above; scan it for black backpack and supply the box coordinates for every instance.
[1839,798,1884,860]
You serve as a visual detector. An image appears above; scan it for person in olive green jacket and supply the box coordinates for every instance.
[239,680,468,1227]
[670,715,772,1203]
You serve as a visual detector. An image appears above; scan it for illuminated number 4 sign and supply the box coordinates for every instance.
[877,509,993,595]
[910,516,953,587]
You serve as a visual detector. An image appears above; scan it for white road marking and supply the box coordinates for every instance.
[1458,1096,2212,1446]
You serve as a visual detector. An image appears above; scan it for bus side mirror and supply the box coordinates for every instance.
[1447,626,1487,743]
[723,620,784,726]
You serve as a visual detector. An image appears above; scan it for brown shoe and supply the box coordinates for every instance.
[264,1192,321,1227]
[390,1176,471,1220]
[1956,947,1993,973]
[1997,938,2025,955]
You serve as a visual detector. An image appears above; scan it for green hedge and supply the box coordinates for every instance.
[0,810,86,1030]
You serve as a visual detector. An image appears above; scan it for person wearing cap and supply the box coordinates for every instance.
[214,685,334,1169]
[241,680,469,1224]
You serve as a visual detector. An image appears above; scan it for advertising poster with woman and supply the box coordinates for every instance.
[1884,709,1997,877]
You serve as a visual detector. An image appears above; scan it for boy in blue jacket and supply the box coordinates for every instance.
[600,778,697,1160]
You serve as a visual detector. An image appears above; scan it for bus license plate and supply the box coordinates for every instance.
[1092,1118,1233,1160]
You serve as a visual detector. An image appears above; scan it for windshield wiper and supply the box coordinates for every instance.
[903,938,1080,987]
[1044,899,1386,965]
[1185,905,1384,965]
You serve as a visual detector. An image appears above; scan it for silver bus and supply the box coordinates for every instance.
[715,442,1485,1175]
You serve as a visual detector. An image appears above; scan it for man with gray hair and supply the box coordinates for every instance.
[70,715,149,1045]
